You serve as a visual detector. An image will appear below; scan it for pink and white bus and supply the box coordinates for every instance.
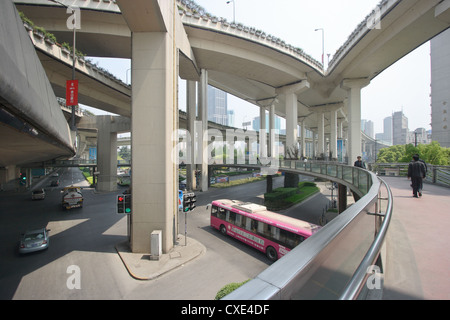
[210,199,321,261]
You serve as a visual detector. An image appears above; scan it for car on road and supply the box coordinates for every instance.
[31,188,45,200]
[50,180,59,187]
[19,228,50,254]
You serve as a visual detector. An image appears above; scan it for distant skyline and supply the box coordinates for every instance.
[84,0,433,136]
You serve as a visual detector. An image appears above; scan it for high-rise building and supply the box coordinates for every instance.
[383,116,393,144]
[431,29,450,147]
[392,111,408,145]
[227,110,235,127]
[361,119,374,138]
[208,86,228,126]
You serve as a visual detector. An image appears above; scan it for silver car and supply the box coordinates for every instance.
[31,189,45,200]
[19,228,50,254]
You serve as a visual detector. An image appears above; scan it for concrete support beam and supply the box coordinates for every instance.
[259,107,267,159]
[96,116,118,193]
[186,80,196,191]
[268,105,276,157]
[300,120,306,158]
[198,69,209,192]
[341,78,370,165]
[330,109,338,160]
[131,31,176,254]
[317,112,325,158]
[285,93,298,152]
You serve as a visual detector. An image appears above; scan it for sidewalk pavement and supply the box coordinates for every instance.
[383,177,450,300]
[115,235,206,280]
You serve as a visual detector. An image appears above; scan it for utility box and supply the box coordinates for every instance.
[150,230,162,261]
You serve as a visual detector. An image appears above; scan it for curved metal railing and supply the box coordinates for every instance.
[223,160,393,300]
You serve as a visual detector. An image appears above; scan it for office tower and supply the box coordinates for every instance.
[227,110,235,127]
[431,29,450,147]
[392,111,408,145]
[361,119,374,139]
[383,116,393,144]
[208,86,228,126]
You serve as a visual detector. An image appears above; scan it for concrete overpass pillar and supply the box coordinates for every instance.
[186,80,196,191]
[341,79,370,165]
[318,112,325,158]
[268,105,276,157]
[330,109,338,160]
[198,69,209,192]
[285,93,298,152]
[96,116,118,193]
[300,120,306,158]
[259,107,267,159]
[130,32,177,254]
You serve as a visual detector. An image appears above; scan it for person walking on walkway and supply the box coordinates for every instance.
[408,154,426,198]
[354,156,366,169]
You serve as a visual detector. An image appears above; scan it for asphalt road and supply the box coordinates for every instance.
[0,169,330,300]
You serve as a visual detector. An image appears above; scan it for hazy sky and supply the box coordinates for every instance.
[88,0,432,134]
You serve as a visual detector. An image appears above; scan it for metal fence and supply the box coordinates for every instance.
[369,163,450,188]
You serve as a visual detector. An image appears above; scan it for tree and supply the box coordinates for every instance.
[377,145,405,163]
[419,141,450,165]
[376,142,450,165]
[118,146,131,162]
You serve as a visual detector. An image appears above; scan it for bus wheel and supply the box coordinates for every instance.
[266,246,278,262]
[220,225,227,235]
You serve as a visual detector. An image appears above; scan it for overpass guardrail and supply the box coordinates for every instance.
[369,163,450,188]
[223,160,393,300]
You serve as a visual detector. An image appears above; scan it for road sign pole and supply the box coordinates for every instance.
[185,209,187,246]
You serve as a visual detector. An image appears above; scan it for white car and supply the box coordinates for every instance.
[31,189,45,200]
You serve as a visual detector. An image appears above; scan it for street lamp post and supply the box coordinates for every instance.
[49,0,77,131]
[315,28,325,67]
[227,0,236,23]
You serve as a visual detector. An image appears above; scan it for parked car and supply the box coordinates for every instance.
[19,228,50,254]
[31,188,45,200]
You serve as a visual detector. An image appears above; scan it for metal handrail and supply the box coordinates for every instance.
[339,177,393,299]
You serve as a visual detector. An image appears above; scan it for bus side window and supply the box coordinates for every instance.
[235,213,242,228]
[228,211,236,224]
[218,207,227,220]
[245,218,253,232]
[211,206,218,217]
[240,215,247,229]
[251,219,258,233]
[271,226,280,241]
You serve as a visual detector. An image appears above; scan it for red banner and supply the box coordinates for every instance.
[66,80,79,106]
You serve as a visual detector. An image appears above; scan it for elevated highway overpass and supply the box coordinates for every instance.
[4,0,449,255]
[14,0,450,161]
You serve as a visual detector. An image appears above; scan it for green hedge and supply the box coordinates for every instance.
[264,181,319,210]
[264,187,297,202]
[215,280,250,300]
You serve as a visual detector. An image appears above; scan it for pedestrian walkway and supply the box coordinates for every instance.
[115,235,206,280]
[383,177,450,300]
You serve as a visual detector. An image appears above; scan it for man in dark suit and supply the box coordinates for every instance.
[408,154,426,198]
